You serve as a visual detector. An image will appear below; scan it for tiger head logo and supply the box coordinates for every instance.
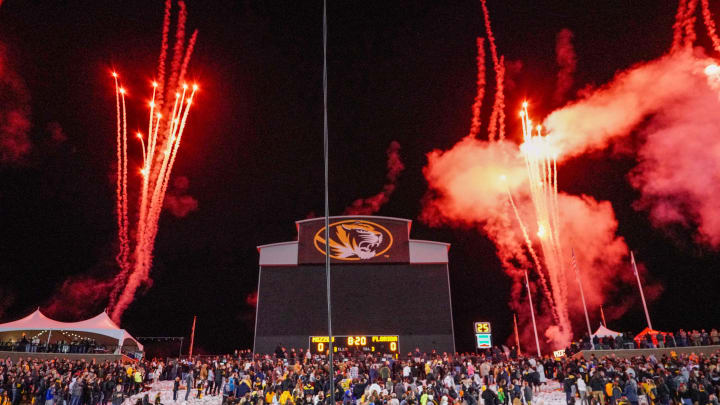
[314,220,393,260]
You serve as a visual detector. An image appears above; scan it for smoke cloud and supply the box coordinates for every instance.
[344,141,405,215]
[630,61,720,246]
[544,49,714,158]
[545,49,720,246]
[553,29,577,105]
[44,276,115,320]
[164,175,199,218]
[46,121,68,143]
[421,136,637,349]
[0,42,32,164]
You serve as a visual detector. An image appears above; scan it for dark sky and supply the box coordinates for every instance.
[1,0,718,354]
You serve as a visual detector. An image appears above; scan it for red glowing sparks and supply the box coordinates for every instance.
[108,0,199,324]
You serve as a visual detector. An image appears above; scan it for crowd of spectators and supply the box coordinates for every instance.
[0,336,113,355]
[567,329,720,354]
[0,357,153,405]
[2,345,719,405]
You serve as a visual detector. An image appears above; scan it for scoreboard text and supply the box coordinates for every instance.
[309,335,399,354]
[474,322,491,334]
[473,321,492,349]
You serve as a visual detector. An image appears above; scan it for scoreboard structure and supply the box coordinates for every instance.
[254,216,455,354]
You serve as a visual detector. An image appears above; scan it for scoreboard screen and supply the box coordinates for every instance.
[310,335,399,354]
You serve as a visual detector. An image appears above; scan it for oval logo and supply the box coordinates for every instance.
[314,220,393,260]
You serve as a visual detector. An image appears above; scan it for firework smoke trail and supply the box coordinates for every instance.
[553,29,577,105]
[479,0,506,141]
[109,1,198,323]
[112,75,130,285]
[109,77,132,310]
[112,74,122,270]
[156,0,172,103]
[673,0,688,52]
[468,37,486,138]
[120,86,129,272]
[166,0,187,102]
[502,178,558,322]
[684,0,699,47]
[179,30,198,85]
[493,56,506,140]
[701,0,720,53]
[519,103,571,338]
[344,140,405,215]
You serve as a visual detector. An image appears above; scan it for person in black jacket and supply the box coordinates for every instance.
[656,377,670,405]
[173,377,180,401]
[564,374,577,405]
[482,386,498,405]
[111,385,124,405]
[590,373,606,405]
[103,377,116,405]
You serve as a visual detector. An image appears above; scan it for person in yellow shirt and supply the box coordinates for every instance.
[265,390,276,404]
[640,379,657,405]
[279,390,293,405]
[133,369,143,394]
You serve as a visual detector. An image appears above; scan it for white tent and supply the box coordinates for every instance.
[0,309,143,352]
[592,324,621,338]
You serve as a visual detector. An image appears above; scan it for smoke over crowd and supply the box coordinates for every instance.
[421,136,641,348]
[420,1,720,349]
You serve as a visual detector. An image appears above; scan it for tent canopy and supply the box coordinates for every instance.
[634,327,662,337]
[0,309,143,351]
[634,327,666,344]
[592,325,622,338]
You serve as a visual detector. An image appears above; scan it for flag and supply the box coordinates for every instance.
[630,251,653,329]
[600,305,607,327]
[513,313,521,354]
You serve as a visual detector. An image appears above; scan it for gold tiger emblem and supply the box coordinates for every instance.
[314,220,392,260]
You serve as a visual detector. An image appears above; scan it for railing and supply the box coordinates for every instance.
[0,342,128,355]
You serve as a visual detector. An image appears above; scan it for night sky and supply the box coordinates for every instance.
[1,0,718,354]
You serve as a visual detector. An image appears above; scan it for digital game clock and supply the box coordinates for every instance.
[309,335,399,354]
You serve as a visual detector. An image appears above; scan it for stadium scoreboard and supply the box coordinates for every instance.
[310,335,399,354]
[474,322,492,349]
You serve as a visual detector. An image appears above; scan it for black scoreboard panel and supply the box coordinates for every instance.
[309,335,399,354]
[254,263,453,354]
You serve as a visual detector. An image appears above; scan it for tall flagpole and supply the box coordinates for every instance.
[322,1,336,403]
[524,269,542,357]
[571,248,594,350]
[631,251,653,330]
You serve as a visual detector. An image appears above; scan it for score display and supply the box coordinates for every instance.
[474,322,492,349]
[474,322,491,334]
[309,335,399,354]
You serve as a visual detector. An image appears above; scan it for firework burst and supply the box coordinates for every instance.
[108,0,199,323]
